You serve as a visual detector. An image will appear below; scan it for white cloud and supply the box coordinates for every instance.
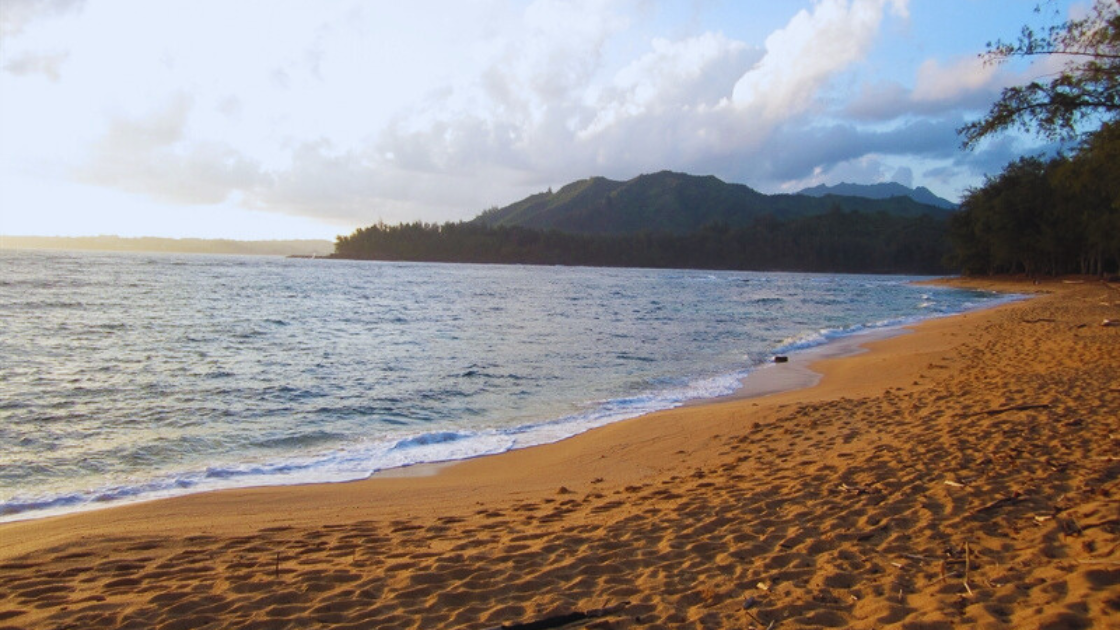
[580,32,757,137]
[731,0,909,119]
[912,55,1000,103]
[0,0,83,38]
[2,51,68,80]
[63,0,925,226]
[77,94,268,205]
[777,155,899,193]
[373,0,915,203]
[247,140,381,223]
[845,45,1072,124]
[373,0,639,178]
[6,0,1061,238]
[892,165,914,187]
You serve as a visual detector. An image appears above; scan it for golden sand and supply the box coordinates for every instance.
[1,278,1118,629]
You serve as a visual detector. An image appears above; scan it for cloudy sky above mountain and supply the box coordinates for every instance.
[1,0,1079,239]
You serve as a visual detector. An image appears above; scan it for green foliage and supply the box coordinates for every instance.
[949,121,1120,275]
[474,171,951,236]
[333,211,951,275]
[960,0,1120,147]
[952,2,1120,276]
[336,170,957,274]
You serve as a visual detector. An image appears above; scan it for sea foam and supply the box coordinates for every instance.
[0,250,1014,522]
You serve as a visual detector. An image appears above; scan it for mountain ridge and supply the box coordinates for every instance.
[474,171,953,235]
[797,182,957,209]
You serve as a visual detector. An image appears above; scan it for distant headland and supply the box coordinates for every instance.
[0,235,334,258]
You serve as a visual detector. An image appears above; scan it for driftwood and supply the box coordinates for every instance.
[969,403,1051,417]
[494,601,629,630]
[855,525,889,542]
[971,493,1025,516]
[963,541,973,596]
[1078,518,1120,532]
[839,482,879,495]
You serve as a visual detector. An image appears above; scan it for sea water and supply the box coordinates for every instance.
[0,249,1013,522]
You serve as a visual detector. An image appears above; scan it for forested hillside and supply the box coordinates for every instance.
[472,171,951,235]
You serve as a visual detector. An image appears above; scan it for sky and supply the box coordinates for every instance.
[0,0,1082,240]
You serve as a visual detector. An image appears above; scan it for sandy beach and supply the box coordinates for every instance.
[1,277,1118,629]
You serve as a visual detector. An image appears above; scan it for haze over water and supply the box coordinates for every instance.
[0,249,1010,522]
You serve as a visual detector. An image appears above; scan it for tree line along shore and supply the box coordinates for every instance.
[333,210,951,275]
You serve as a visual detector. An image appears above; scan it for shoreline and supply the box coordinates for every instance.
[2,277,1117,629]
[0,278,1037,540]
[715,325,907,403]
[0,285,999,526]
[372,326,915,483]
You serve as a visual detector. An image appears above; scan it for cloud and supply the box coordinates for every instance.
[69,0,925,228]
[247,140,382,222]
[216,95,242,119]
[775,157,920,195]
[2,51,68,80]
[845,80,929,120]
[75,96,532,226]
[730,0,909,119]
[778,155,901,193]
[892,165,914,187]
[580,33,758,137]
[717,116,960,187]
[64,0,1026,230]
[373,0,639,179]
[0,0,83,37]
[846,47,1074,123]
[77,94,268,206]
[374,0,911,202]
[912,55,1001,103]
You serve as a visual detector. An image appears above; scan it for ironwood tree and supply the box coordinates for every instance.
[952,1,1120,276]
[960,0,1120,148]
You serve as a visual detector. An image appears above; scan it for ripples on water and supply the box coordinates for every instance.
[0,249,1008,521]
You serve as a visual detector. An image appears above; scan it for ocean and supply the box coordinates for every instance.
[0,249,1013,522]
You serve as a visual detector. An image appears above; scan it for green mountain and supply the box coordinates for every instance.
[473,170,952,235]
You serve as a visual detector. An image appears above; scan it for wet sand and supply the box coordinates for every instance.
[1,277,1118,629]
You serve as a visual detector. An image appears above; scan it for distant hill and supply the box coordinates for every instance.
[473,171,952,235]
[335,170,955,273]
[797,182,957,210]
[0,235,334,257]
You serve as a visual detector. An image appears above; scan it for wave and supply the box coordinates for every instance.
[0,368,749,523]
[0,268,1022,524]
[773,289,1024,355]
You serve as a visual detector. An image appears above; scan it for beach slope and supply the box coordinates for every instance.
[1,279,1118,629]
